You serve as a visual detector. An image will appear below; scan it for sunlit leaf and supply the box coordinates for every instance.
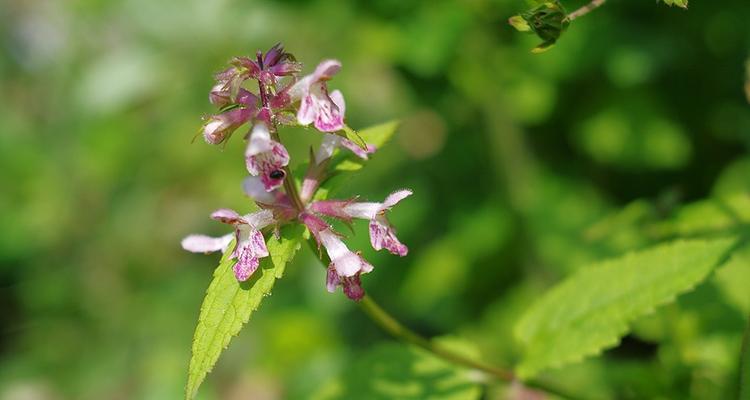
[515,237,738,379]
[338,125,368,151]
[313,120,400,199]
[185,225,305,399]
[332,120,400,172]
[661,0,688,8]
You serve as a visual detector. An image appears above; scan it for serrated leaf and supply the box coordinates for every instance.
[314,338,482,400]
[185,224,304,399]
[515,237,737,379]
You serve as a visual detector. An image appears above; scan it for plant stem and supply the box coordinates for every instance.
[568,0,606,21]
[358,295,588,400]
[358,295,513,381]
[305,238,585,399]
[270,127,305,210]
[255,53,305,211]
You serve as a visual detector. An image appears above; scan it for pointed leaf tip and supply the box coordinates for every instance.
[185,225,304,399]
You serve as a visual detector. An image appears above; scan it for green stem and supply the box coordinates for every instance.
[305,238,587,399]
[358,295,513,381]
[359,295,589,400]
[269,127,304,210]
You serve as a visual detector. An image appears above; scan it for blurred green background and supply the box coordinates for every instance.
[1,0,749,399]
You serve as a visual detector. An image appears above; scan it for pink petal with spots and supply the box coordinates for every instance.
[369,218,408,256]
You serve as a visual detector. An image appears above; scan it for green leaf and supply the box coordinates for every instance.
[515,1,569,53]
[331,120,400,173]
[338,125,369,151]
[741,318,750,400]
[515,237,738,379]
[648,194,750,238]
[313,338,482,400]
[359,120,400,149]
[508,15,531,32]
[185,224,305,400]
[661,0,688,8]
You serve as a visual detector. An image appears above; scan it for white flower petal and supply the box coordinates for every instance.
[342,202,382,220]
[242,209,275,230]
[314,134,342,164]
[382,189,413,210]
[181,233,233,253]
[242,176,276,204]
[245,122,273,157]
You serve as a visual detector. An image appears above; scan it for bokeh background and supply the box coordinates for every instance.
[1,0,749,399]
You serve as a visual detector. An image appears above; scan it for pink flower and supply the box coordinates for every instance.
[289,60,346,132]
[300,213,373,301]
[209,66,248,107]
[327,269,365,301]
[257,43,302,86]
[242,176,298,221]
[314,133,377,164]
[310,190,412,256]
[245,122,290,191]
[181,209,275,282]
[202,107,252,144]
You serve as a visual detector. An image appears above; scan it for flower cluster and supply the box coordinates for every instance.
[182,44,411,301]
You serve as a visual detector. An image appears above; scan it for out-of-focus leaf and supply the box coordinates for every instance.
[661,0,688,8]
[511,1,569,52]
[508,15,531,32]
[333,120,400,172]
[185,225,304,400]
[314,338,482,400]
[400,204,512,314]
[714,243,750,315]
[648,194,750,239]
[338,125,368,151]
[515,237,737,379]
[741,319,750,400]
[313,121,400,199]
[712,157,750,198]
[574,108,692,170]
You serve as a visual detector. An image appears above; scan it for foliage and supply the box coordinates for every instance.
[314,338,482,400]
[509,1,570,53]
[0,0,748,399]
[186,225,304,399]
[515,237,737,378]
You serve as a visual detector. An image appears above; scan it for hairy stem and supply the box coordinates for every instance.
[568,0,606,21]
[305,238,586,400]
